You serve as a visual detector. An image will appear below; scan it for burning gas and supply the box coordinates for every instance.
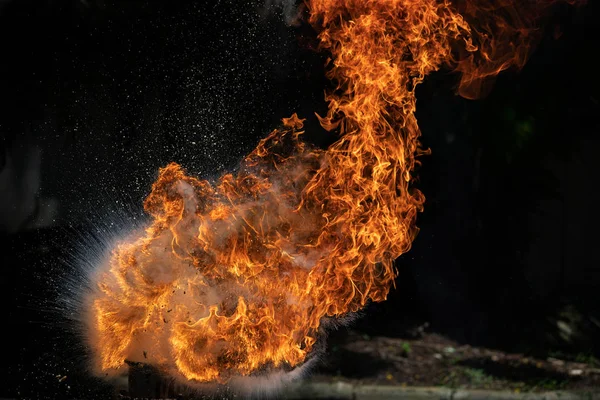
[83,0,578,391]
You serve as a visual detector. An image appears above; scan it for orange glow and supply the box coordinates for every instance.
[88,0,578,384]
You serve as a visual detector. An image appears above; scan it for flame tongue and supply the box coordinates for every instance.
[90,0,574,384]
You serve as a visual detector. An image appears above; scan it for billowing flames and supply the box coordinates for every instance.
[88,0,576,385]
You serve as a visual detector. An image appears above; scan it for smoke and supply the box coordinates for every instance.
[77,164,354,397]
[79,127,352,390]
[0,132,58,234]
[262,0,301,26]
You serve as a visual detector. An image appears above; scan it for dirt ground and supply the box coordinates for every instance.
[309,329,600,393]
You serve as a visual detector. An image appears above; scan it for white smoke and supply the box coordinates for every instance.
[74,176,358,398]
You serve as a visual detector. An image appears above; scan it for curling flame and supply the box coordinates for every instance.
[89,0,577,384]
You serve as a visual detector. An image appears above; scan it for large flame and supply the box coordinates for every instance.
[87,0,576,385]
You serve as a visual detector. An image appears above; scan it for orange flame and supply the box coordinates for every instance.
[87,0,579,385]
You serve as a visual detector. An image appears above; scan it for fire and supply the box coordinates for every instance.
[87,0,577,385]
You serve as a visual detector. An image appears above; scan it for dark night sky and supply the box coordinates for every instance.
[0,0,599,399]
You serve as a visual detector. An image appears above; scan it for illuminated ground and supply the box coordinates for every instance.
[308,329,600,393]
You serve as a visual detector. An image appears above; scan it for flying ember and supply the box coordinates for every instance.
[82,0,576,391]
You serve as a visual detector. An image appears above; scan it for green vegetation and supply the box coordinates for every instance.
[463,368,494,386]
[575,353,600,367]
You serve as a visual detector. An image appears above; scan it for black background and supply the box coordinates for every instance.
[1,0,599,398]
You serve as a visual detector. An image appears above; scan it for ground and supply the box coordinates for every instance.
[309,329,600,393]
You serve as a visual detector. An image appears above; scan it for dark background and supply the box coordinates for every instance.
[0,0,598,398]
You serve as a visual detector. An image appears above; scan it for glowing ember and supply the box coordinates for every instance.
[85,0,578,386]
